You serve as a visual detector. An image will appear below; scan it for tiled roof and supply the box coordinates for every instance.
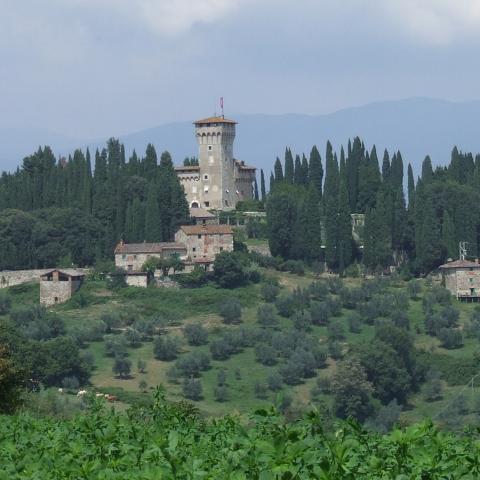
[179,225,234,235]
[439,259,480,269]
[194,116,237,125]
[174,165,200,172]
[114,242,186,254]
[41,269,85,278]
[190,207,215,219]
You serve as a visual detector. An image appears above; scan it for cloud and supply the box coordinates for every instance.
[54,0,245,36]
[136,0,244,35]
[377,0,480,45]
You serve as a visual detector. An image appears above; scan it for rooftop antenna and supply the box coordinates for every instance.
[220,97,224,118]
[459,241,468,261]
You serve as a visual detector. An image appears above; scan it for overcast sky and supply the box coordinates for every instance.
[1,0,480,139]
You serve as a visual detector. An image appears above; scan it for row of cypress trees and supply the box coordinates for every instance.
[265,140,480,274]
[0,139,189,265]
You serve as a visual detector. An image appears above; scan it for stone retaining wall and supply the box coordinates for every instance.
[0,269,90,289]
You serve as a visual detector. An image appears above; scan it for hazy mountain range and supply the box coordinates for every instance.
[2,97,480,177]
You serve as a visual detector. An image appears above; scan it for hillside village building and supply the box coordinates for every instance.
[439,259,480,301]
[114,224,234,286]
[190,207,217,225]
[175,116,256,210]
[174,224,234,262]
[40,269,85,306]
[114,242,187,273]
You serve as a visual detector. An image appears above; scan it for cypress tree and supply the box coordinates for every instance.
[274,158,284,183]
[266,184,297,258]
[291,194,309,260]
[407,163,415,210]
[324,197,338,270]
[382,150,390,183]
[158,151,189,240]
[323,141,339,201]
[284,148,294,184]
[414,193,442,274]
[144,182,161,242]
[294,155,302,185]
[337,177,352,272]
[83,148,92,213]
[442,210,456,259]
[357,146,381,213]
[421,156,433,183]
[131,198,145,242]
[144,144,158,178]
[308,145,323,197]
[363,191,391,271]
[303,187,322,261]
[391,188,407,252]
[301,154,309,186]
[269,172,275,192]
[390,151,404,191]
[254,177,259,201]
[260,169,266,200]
[346,137,362,211]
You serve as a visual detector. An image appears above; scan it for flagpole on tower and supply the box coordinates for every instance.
[220,97,224,118]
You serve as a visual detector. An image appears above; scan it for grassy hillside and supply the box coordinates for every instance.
[4,268,480,428]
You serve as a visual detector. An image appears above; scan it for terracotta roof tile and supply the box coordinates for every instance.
[190,208,215,219]
[114,242,186,255]
[179,225,234,235]
[439,259,480,269]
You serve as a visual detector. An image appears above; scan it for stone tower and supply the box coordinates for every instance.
[175,116,256,210]
[195,116,237,210]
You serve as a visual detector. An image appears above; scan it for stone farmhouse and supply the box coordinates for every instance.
[40,269,85,306]
[439,259,480,301]
[175,116,256,210]
[174,224,234,263]
[114,224,234,286]
[114,242,187,273]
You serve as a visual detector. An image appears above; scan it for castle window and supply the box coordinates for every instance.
[197,234,202,239]
[193,247,196,252]
[204,201,210,207]
[208,145,212,151]
[204,174,209,180]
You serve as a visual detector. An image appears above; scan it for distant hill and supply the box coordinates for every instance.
[2,98,480,176]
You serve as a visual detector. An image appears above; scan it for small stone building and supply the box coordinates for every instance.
[40,269,85,306]
[114,242,187,272]
[174,224,234,264]
[439,259,480,301]
[190,207,218,226]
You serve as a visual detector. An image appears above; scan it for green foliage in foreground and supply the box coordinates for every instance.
[2,391,480,479]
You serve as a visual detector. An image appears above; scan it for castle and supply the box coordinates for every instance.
[175,116,256,210]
